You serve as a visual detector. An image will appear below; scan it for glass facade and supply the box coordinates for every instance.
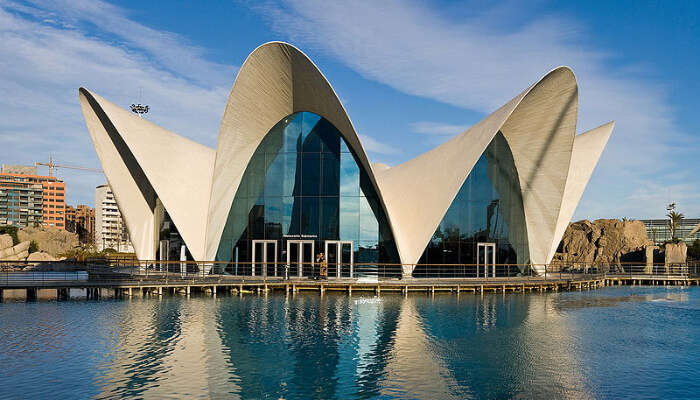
[216,112,399,275]
[641,218,700,245]
[415,132,529,276]
[156,206,193,262]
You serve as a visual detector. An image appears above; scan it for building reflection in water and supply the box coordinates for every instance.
[96,298,241,398]
[515,294,594,400]
[3,288,697,398]
[380,296,465,399]
[213,294,465,399]
[411,292,594,399]
[89,292,596,399]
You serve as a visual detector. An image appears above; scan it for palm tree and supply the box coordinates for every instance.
[666,203,684,240]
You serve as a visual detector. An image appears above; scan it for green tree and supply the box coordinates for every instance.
[666,203,684,240]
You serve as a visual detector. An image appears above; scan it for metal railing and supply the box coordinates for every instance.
[0,259,697,287]
[599,263,700,279]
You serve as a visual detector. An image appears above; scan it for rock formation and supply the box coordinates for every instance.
[664,242,687,266]
[0,233,12,250]
[0,229,69,264]
[0,239,32,261]
[553,219,652,270]
[18,227,78,257]
[26,252,57,262]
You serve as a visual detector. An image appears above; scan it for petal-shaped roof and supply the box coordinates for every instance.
[79,89,215,261]
[547,121,614,262]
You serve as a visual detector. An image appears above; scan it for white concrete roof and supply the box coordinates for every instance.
[547,122,614,262]
[79,89,215,260]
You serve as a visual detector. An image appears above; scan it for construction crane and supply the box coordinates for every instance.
[35,155,103,177]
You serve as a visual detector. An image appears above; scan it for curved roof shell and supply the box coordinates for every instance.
[205,42,391,262]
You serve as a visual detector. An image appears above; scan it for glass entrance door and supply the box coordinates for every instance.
[252,240,277,277]
[325,241,354,278]
[287,240,315,278]
[477,242,496,277]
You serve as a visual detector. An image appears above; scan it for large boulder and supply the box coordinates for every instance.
[26,251,56,262]
[12,241,30,254]
[3,250,28,261]
[0,234,13,250]
[554,219,651,268]
[17,227,78,257]
[0,246,15,259]
[13,250,28,260]
[665,242,687,265]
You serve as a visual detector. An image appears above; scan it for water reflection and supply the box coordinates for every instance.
[96,298,240,398]
[1,287,700,399]
[554,290,690,310]
[381,296,464,399]
[92,294,583,399]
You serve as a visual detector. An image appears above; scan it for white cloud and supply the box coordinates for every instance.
[358,134,400,155]
[252,0,699,219]
[11,0,232,87]
[0,0,234,206]
[409,121,470,136]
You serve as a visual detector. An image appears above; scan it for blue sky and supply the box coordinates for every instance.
[0,0,698,219]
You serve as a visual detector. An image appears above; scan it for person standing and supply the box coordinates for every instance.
[319,253,328,280]
[315,252,322,280]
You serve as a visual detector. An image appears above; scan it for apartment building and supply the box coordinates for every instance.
[0,165,66,229]
[65,205,76,231]
[66,204,95,244]
[95,184,133,253]
[0,174,43,226]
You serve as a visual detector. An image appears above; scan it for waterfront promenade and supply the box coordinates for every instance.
[1,260,698,301]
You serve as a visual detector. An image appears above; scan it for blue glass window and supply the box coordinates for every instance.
[216,112,399,268]
[416,132,529,275]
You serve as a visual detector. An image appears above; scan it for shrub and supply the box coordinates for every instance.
[28,240,39,254]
